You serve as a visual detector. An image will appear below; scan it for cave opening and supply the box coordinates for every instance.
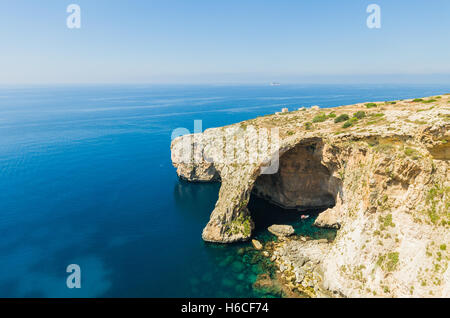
[247,195,335,241]
[248,140,341,240]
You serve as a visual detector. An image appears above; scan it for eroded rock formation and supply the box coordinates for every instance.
[171,95,450,297]
[253,141,341,210]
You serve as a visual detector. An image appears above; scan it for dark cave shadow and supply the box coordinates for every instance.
[248,194,337,242]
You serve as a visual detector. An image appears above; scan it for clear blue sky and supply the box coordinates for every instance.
[1,0,449,84]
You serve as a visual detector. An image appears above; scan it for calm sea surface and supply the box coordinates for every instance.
[0,84,448,297]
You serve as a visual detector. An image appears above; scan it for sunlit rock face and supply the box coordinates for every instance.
[253,143,339,210]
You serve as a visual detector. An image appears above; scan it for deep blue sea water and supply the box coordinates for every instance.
[0,84,449,297]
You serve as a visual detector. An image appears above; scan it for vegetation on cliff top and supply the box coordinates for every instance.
[228,94,449,140]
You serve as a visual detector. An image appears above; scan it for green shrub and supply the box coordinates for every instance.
[380,213,395,228]
[226,213,252,237]
[413,98,424,102]
[304,122,312,130]
[342,121,352,128]
[328,112,337,118]
[386,252,399,271]
[377,252,399,272]
[353,111,366,119]
[440,244,447,251]
[365,103,377,108]
[312,113,327,123]
[334,114,350,123]
[428,209,439,224]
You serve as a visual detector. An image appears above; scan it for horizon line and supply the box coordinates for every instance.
[1,82,450,87]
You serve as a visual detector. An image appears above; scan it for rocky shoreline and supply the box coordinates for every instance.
[171,95,449,297]
[250,233,334,298]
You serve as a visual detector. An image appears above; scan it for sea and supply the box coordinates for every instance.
[0,84,448,297]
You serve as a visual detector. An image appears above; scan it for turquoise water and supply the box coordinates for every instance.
[0,84,448,297]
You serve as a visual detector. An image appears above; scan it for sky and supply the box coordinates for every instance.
[0,0,449,84]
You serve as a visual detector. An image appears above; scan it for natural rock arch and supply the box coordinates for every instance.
[196,138,344,243]
[252,140,342,212]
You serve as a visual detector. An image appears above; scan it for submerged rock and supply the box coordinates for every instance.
[253,273,282,296]
[231,261,245,273]
[218,255,233,267]
[222,278,234,288]
[268,225,295,238]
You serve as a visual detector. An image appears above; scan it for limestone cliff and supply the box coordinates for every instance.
[171,95,449,297]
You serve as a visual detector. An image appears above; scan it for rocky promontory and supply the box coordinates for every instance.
[171,95,449,297]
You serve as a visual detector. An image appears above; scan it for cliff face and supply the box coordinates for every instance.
[253,142,340,210]
[171,95,449,297]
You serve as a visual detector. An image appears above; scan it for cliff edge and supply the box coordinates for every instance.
[171,94,449,297]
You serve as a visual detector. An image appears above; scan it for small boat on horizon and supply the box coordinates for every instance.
[270,82,281,86]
